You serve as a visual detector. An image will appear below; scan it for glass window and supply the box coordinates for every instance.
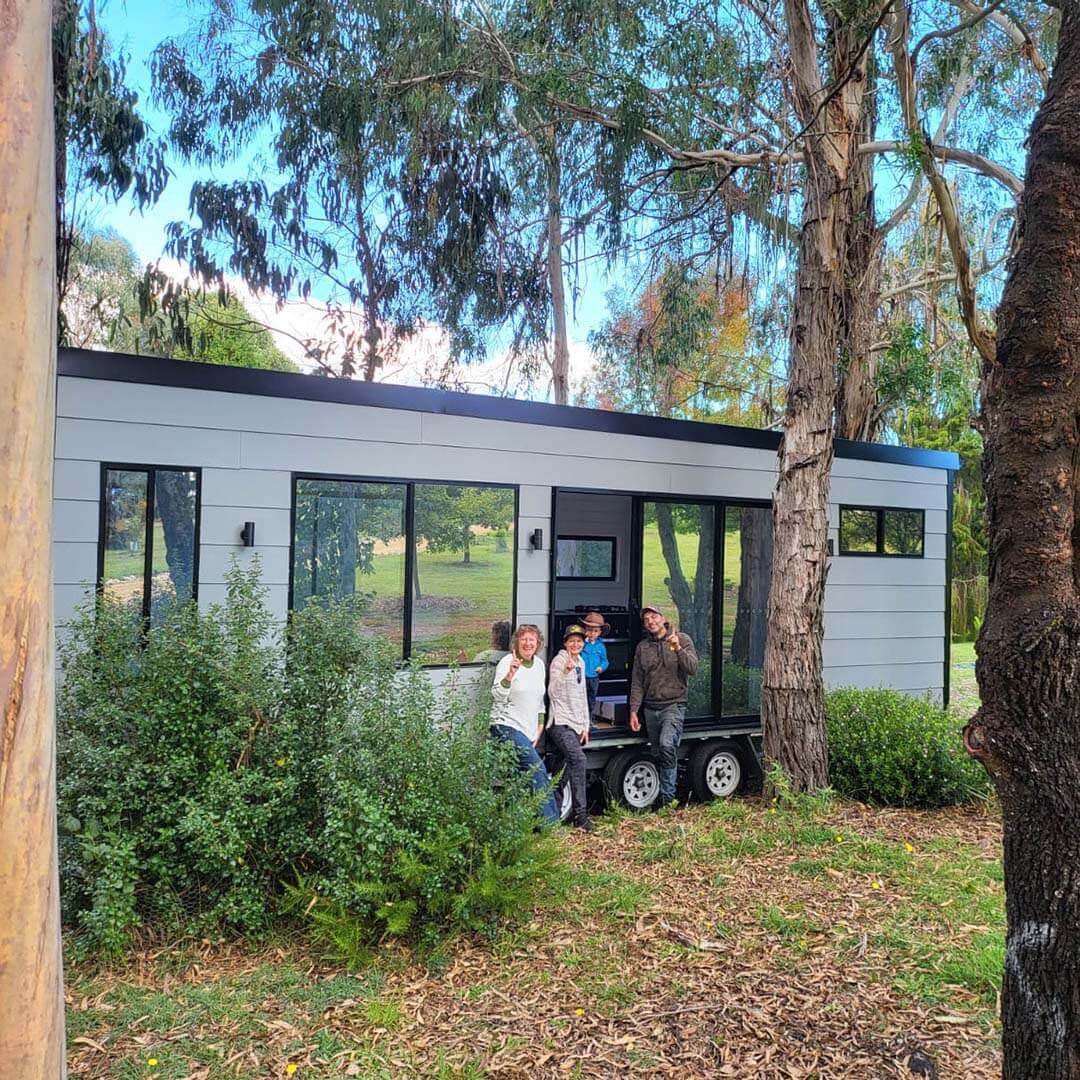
[101,467,199,619]
[641,501,715,718]
[556,536,616,579]
[150,469,198,621]
[411,483,516,665]
[839,507,878,553]
[292,479,408,652]
[884,509,924,556]
[722,505,773,716]
[102,469,149,609]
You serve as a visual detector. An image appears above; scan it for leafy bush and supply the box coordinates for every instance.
[58,563,558,955]
[825,688,990,808]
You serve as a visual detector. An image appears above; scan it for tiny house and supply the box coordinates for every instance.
[53,348,958,809]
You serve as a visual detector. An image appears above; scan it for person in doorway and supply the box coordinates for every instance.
[490,624,559,825]
[580,611,610,721]
[628,605,699,808]
[547,623,594,832]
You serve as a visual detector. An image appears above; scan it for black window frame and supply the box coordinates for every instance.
[288,472,519,669]
[96,462,203,620]
[838,504,925,558]
[554,534,618,581]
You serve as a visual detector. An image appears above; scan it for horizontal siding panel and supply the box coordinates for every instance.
[823,636,943,667]
[53,458,100,501]
[58,377,424,445]
[56,583,94,626]
[516,552,551,584]
[199,506,292,548]
[54,499,99,543]
[420,411,780,474]
[824,585,942,612]
[199,544,290,585]
[830,476,947,511]
[202,468,292,510]
[519,484,553,518]
[825,610,944,640]
[57,417,242,469]
[830,459,947,486]
[54,542,97,585]
[198,581,289,621]
[823,662,943,692]
[516,581,549,614]
[828,557,945,587]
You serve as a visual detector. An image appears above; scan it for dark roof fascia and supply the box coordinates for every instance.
[57,347,961,472]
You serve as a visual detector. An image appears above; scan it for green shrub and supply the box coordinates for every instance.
[825,687,990,808]
[58,563,558,955]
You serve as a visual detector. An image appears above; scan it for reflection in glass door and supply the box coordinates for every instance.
[722,505,773,715]
[639,501,715,718]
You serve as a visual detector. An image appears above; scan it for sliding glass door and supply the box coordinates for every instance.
[635,497,772,722]
[639,500,716,718]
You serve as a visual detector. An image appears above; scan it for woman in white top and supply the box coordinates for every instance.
[490,624,559,824]
[547,624,593,832]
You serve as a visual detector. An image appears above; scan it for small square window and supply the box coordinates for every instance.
[883,509,924,556]
[839,508,878,554]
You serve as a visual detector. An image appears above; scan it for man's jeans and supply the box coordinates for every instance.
[643,702,686,802]
[490,724,560,824]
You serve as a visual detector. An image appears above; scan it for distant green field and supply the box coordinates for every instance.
[102,521,170,580]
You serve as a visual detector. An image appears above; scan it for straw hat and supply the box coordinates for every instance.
[581,611,611,635]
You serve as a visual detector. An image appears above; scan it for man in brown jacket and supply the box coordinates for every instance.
[629,605,699,807]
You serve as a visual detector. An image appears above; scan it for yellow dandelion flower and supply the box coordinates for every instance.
[575,1008,585,1017]
[276,757,286,768]
[834,834,843,842]
[871,881,882,890]
[147,1060,158,1069]
[286,1065,298,1076]
[904,842,914,853]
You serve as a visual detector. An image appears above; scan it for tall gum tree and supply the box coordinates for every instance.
[0,1,66,1075]
[893,0,1080,1070]
[973,6,1080,1073]
[761,0,876,791]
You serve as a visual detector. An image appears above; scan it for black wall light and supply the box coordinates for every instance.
[240,521,256,547]
[529,527,544,550]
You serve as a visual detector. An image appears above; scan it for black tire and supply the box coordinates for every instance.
[602,749,662,811]
[689,739,745,802]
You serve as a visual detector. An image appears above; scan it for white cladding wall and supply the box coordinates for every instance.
[53,374,949,699]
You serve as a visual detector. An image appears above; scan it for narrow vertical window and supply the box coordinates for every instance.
[411,483,516,665]
[292,479,408,654]
[722,505,773,715]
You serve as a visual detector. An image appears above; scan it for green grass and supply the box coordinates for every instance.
[102,521,171,581]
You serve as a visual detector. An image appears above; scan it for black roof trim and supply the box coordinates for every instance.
[58,348,960,471]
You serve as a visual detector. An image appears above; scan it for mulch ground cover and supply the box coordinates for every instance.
[66,799,1002,1080]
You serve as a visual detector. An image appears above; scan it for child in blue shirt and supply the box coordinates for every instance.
[580,611,610,721]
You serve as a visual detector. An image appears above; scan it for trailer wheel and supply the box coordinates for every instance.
[689,739,744,802]
[603,750,661,812]
[556,783,574,823]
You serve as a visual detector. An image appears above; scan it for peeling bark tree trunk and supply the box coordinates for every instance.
[835,71,884,443]
[762,0,869,791]
[546,133,570,406]
[0,3,67,1076]
[969,7,1080,1075]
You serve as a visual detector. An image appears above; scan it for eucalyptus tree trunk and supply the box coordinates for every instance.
[0,3,67,1076]
[967,7,1080,1074]
[545,132,571,406]
[835,70,884,443]
[762,0,870,791]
